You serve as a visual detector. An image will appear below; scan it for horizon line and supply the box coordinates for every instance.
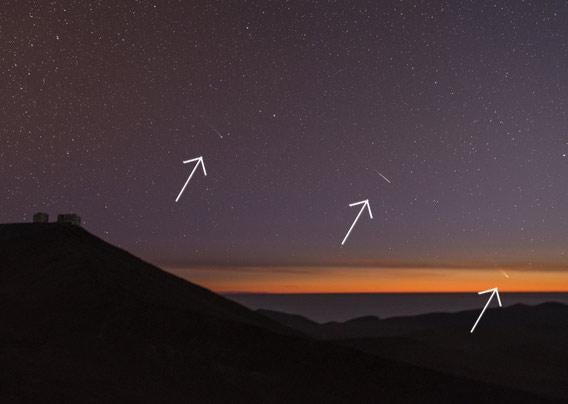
[220,290,568,295]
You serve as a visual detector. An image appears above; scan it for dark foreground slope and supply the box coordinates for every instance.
[0,224,547,402]
[258,303,568,401]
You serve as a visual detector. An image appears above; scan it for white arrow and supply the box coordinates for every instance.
[470,287,502,333]
[175,156,207,203]
[341,199,373,245]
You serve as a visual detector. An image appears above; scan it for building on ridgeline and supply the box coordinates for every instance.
[33,212,49,223]
[57,214,81,226]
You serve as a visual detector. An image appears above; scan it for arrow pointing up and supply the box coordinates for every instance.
[175,156,207,203]
[470,287,502,333]
[341,199,373,245]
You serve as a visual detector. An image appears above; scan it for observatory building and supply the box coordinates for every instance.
[32,212,81,226]
[57,214,82,226]
[33,212,49,223]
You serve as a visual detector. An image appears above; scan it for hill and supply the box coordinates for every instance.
[0,224,547,402]
[258,303,568,401]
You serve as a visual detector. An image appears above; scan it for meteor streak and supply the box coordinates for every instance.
[375,170,392,184]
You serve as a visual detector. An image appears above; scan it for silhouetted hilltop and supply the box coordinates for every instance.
[0,223,289,333]
[0,224,548,402]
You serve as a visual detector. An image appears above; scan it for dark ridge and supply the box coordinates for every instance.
[260,302,568,401]
[343,315,381,324]
[0,223,545,402]
[260,301,568,339]
[533,301,567,309]
[0,223,293,335]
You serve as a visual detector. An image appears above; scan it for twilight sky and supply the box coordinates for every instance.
[2,1,568,291]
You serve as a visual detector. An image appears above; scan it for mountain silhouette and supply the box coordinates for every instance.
[0,224,549,402]
[259,302,568,401]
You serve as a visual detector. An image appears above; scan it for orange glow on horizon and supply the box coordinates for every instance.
[164,265,568,294]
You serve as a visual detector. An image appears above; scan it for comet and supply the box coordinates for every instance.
[205,122,223,139]
[500,270,510,279]
[200,115,224,139]
[375,170,392,184]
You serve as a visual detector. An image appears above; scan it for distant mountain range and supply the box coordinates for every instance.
[0,224,555,402]
[258,302,568,401]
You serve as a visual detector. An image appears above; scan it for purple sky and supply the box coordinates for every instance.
[3,0,568,272]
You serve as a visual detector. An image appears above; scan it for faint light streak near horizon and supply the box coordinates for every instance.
[500,270,511,279]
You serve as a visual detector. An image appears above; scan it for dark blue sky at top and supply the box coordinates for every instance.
[2,0,568,268]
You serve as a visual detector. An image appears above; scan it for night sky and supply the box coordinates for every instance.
[3,1,568,291]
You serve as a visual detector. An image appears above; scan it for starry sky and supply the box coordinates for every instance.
[3,0,568,292]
